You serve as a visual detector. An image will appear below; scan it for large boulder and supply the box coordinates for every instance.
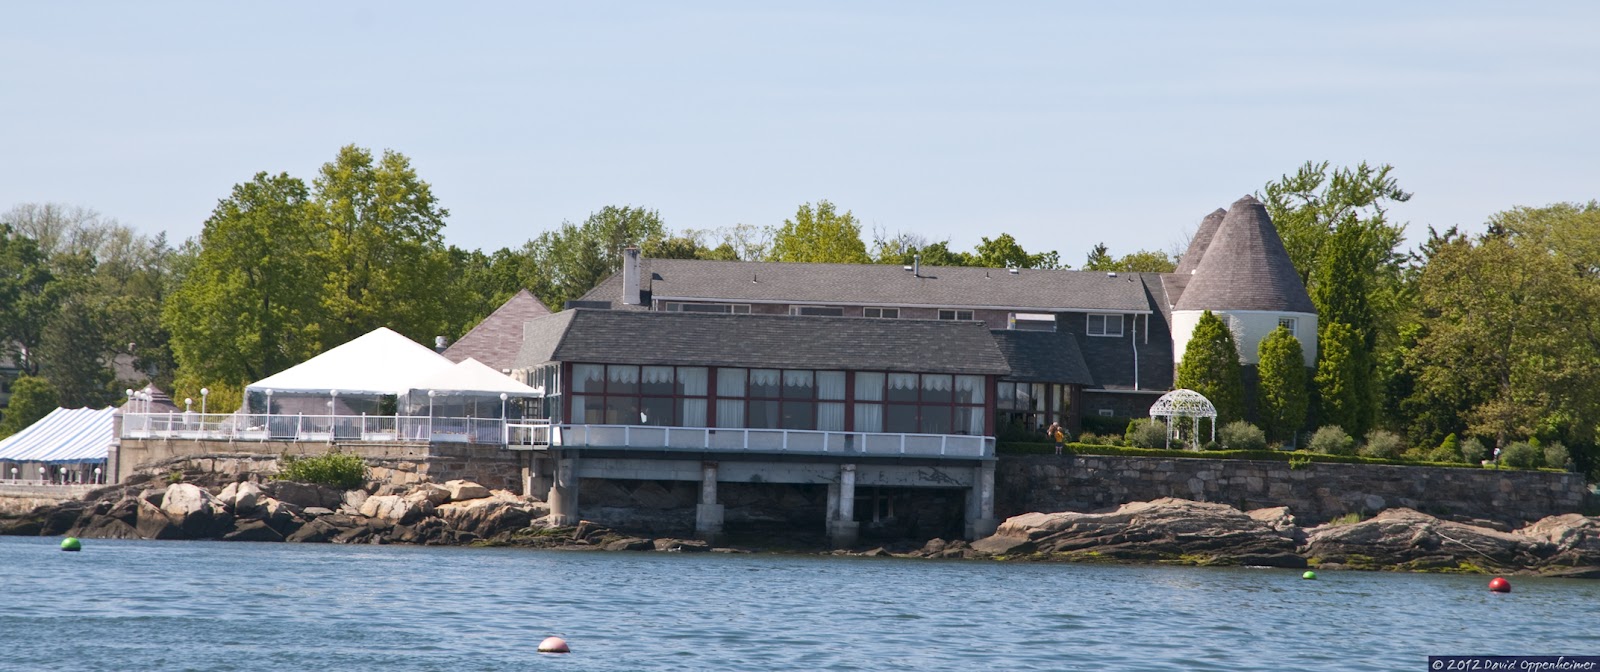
[359,495,434,525]
[1516,514,1600,571]
[67,515,141,540]
[135,497,184,540]
[434,490,545,537]
[1303,508,1553,572]
[222,519,285,543]
[217,481,263,515]
[407,484,451,507]
[444,480,490,502]
[160,483,233,538]
[973,498,1305,568]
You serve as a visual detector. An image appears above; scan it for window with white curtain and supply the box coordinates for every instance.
[851,371,987,436]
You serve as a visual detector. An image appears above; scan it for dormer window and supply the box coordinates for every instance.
[938,309,975,321]
[1278,317,1297,336]
[1086,313,1124,337]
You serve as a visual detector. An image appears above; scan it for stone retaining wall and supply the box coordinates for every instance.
[114,440,527,493]
[997,454,1591,525]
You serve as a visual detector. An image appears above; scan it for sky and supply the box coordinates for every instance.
[3,2,1598,264]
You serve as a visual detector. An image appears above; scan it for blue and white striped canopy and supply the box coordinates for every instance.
[0,407,115,463]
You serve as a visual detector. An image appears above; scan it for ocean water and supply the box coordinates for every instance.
[0,536,1595,671]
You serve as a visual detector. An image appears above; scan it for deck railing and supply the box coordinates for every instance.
[121,412,509,445]
[503,423,993,459]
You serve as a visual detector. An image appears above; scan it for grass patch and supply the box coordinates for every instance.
[1327,512,1365,526]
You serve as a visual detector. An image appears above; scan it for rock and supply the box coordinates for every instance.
[343,489,369,512]
[41,501,89,536]
[160,483,213,518]
[1517,514,1600,569]
[222,519,285,543]
[653,538,710,552]
[232,482,262,514]
[406,484,451,507]
[603,537,654,551]
[974,498,1305,568]
[390,517,450,545]
[858,547,892,557]
[285,516,344,543]
[359,495,435,525]
[444,480,491,502]
[918,538,949,556]
[268,482,344,510]
[156,484,233,538]
[1303,508,1553,572]
[256,497,303,536]
[435,490,546,538]
[303,507,336,518]
[572,521,608,541]
[68,515,141,540]
[135,497,184,540]
[1247,506,1297,532]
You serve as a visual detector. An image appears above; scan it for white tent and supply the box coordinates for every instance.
[411,358,540,397]
[0,407,116,463]
[247,327,455,396]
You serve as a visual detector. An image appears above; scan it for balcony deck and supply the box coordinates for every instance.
[504,423,994,460]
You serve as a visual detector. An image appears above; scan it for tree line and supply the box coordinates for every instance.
[2,148,1595,482]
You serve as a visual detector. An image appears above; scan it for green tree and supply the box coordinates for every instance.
[1175,311,1245,424]
[972,233,1061,269]
[0,375,58,438]
[768,200,871,264]
[38,297,113,408]
[521,205,667,309]
[0,224,56,375]
[1260,161,1411,287]
[163,172,327,389]
[1256,326,1309,444]
[1082,243,1175,273]
[1315,321,1368,437]
[314,145,452,348]
[1082,243,1113,271]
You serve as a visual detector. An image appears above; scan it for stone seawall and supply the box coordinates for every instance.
[114,440,527,493]
[997,454,1591,525]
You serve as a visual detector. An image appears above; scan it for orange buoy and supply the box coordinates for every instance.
[537,636,570,653]
[1488,577,1511,593]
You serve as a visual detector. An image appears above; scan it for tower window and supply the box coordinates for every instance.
[1278,317,1297,336]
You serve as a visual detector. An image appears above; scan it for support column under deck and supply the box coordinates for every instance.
[546,451,580,526]
[965,462,998,540]
[829,464,859,548]
[694,461,724,544]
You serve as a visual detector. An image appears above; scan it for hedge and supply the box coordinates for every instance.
[996,441,1558,471]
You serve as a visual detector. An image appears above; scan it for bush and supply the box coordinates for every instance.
[1459,437,1488,464]
[1439,433,1460,456]
[1500,442,1543,469]
[1218,421,1267,451]
[277,450,369,489]
[1308,426,1356,456]
[1544,442,1572,471]
[1425,446,1463,464]
[1124,419,1169,449]
[1360,430,1405,460]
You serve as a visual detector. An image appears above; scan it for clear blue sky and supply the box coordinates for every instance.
[3,3,1597,264]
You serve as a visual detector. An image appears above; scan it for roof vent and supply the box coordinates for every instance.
[434,336,449,353]
[1007,267,1020,275]
[1106,272,1118,278]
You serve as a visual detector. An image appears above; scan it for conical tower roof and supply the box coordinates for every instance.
[1173,195,1315,313]
[1174,208,1227,276]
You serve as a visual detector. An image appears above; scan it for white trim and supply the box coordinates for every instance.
[1083,388,1166,395]
[650,295,1152,315]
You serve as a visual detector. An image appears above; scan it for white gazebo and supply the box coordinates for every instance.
[1149,388,1217,449]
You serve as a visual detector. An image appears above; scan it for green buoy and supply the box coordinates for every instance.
[1302,570,1316,580]
[60,537,82,552]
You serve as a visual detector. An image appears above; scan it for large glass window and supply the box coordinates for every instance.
[1087,314,1125,337]
[853,372,987,436]
[571,364,708,427]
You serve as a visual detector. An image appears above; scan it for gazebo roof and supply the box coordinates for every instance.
[1149,388,1217,418]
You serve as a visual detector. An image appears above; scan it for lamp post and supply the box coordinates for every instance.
[59,466,67,484]
[500,392,509,420]
[39,466,47,484]
[94,467,102,485]
[9,467,16,482]
[264,389,273,415]
[200,387,209,416]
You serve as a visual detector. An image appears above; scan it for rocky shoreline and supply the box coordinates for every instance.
[3,475,1597,577]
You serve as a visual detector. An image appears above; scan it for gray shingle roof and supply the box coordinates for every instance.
[513,310,1011,375]
[989,330,1094,385]
[577,259,1154,313]
[441,289,552,371]
[1174,208,1227,276]
[1173,196,1316,314]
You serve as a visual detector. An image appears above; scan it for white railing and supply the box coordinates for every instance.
[504,423,993,459]
[121,412,512,445]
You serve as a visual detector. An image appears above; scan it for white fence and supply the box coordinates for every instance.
[122,412,508,445]
[504,423,993,459]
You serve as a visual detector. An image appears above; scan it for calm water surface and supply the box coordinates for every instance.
[1,536,1595,671]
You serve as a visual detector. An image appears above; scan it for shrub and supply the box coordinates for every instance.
[1076,432,1111,446]
[1439,433,1460,456]
[1500,442,1543,469]
[1124,419,1169,449]
[1218,421,1267,451]
[1459,437,1488,464]
[1544,442,1572,471]
[1360,430,1404,460]
[1425,446,1462,464]
[277,450,369,489]
[1308,426,1356,456]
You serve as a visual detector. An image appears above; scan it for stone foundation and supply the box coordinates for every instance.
[114,439,527,494]
[998,454,1590,525]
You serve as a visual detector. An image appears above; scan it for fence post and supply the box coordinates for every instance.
[941,435,948,456]
[296,413,304,442]
[900,434,906,455]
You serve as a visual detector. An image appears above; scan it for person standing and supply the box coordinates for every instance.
[1047,422,1066,456]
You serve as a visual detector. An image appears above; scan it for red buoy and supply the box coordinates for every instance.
[537,636,570,653]
[1489,577,1511,593]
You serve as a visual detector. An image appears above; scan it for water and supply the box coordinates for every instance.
[1,537,1595,671]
